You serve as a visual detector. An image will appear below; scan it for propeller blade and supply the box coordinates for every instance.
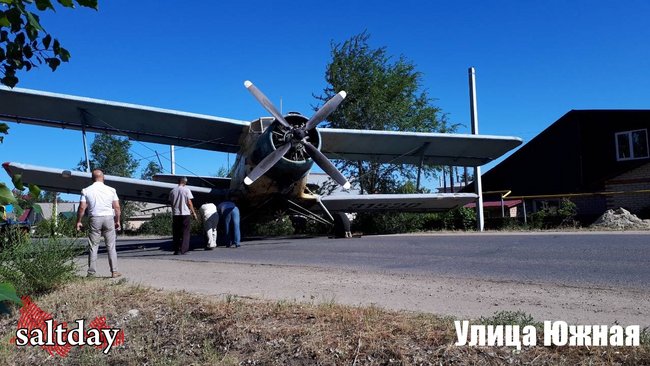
[244,142,292,185]
[244,80,291,129]
[303,141,351,189]
[305,91,347,131]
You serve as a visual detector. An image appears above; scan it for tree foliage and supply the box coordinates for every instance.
[140,160,163,180]
[0,182,16,205]
[0,0,97,164]
[316,32,456,194]
[0,282,21,314]
[0,122,8,144]
[215,165,232,178]
[78,133,138,177]
[0,0,97,88]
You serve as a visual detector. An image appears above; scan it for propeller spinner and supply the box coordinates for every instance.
[244,81,350,190]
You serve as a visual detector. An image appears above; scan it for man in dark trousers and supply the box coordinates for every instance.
[169,177,197,254]
[218,194,240,248]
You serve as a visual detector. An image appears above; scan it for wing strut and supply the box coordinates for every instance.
[287,199,333,226]
[415,142,431,191]
[316,196,334,222]
[79,108,92,173]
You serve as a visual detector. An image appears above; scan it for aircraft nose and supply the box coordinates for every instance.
[293,128,307,140]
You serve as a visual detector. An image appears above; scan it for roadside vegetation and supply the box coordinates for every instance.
[352,198,581,235]
[0,280,648,365]
[0,226,83,297]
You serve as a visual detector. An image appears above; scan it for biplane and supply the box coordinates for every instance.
[0,82,521,232]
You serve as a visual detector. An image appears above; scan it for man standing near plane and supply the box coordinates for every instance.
[200,202,218,249]
[218,194,241,248]
[76,169,121,278]
[169,177,197,254]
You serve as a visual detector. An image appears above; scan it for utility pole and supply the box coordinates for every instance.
[170,145,176,175]
[468,67,484,231]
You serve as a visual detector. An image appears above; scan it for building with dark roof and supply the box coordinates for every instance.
[471,110,650,222]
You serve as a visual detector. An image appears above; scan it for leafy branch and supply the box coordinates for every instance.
[0,0,97,87]
[0,282,22,314]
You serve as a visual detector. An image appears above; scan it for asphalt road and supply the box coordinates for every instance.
[109,232,650,290]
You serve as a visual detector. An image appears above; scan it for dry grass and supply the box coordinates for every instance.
[0,279,648,365]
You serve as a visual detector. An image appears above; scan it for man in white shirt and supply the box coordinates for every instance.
[200,203,218,249]
[76,169,121,278]
[169,177,197,254]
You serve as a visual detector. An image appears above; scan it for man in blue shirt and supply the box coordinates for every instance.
[218,194,240,248]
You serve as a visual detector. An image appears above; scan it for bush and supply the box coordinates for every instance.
[191,215,203,235]
[354,212,412,234]
[557,198,578,226]
[352,208,479,235]
[33,215,86,238]
[529,198,578,229]
[442,207,476,231]
[479,310,542,329]
[138,212,173,236]
[290,216,331,236]
[484,217,524,230]
[353,212,438,234]
[0,231,84,296]
[244,215,294,237]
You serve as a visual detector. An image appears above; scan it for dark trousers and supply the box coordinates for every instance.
[172,215,191,253]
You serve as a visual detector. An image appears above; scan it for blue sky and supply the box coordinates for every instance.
[2,0,650,192]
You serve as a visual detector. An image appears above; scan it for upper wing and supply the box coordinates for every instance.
[0,87,522,166]
[0,87,249,153]
[318,193,478,213]
[319,128,522,166]
[3,162,227,205]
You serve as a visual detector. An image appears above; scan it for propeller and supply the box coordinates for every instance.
[303,140,351,190]
[244,81,291,129]
[244,142,291,185]
[243,81,350,189]
[305,91,346,131]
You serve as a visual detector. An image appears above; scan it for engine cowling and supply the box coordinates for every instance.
[243,80,348,189]
[250,113,321,185]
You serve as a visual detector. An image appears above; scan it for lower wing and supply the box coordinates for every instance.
[315,193,477,213]
[3,162,227,205]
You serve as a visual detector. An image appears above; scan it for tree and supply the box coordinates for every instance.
[78,133,138,177]
[140,161,163,180]
[315,32,456,194]
[0,122,7,143]
[215,165,232,178]
[0,0,97,88]
[0,0,97,154]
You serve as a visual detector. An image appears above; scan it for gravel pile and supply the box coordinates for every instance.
[590,208,650,230]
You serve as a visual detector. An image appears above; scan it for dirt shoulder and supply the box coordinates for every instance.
[88,257,650,328]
